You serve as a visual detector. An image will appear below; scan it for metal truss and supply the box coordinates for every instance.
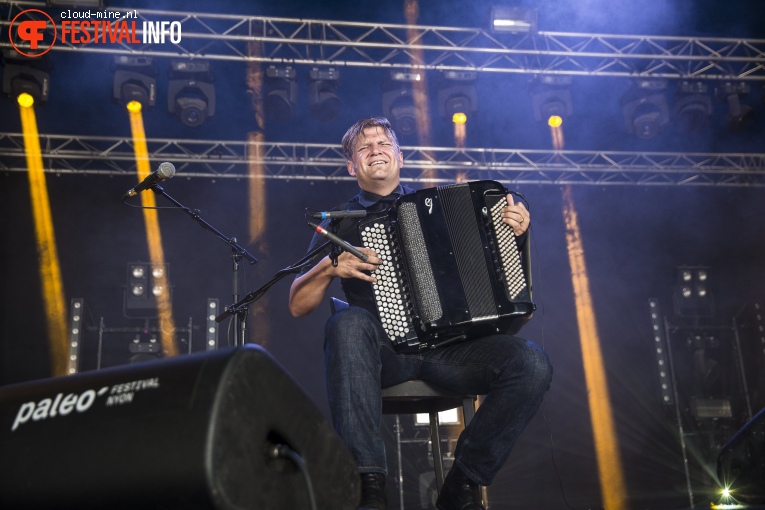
[2,1,765,80]
[2,133,765,187]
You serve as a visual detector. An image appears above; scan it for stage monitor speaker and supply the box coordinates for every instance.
[717,406,765,504]
[0,345,360,509]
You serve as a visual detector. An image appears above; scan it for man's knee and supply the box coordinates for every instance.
[324,306,380,353]
[519,340,553,391]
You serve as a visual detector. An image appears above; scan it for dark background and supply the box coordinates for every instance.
[1,1,765,509]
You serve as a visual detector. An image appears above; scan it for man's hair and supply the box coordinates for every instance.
[341,117,401,162]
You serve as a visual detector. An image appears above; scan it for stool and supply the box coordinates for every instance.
[381,380,475,492]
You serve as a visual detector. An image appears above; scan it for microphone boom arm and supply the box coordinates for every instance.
[151,185,258,265]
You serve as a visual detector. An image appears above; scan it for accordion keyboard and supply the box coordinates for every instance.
[487,196,529,300]
[359,221,418,348]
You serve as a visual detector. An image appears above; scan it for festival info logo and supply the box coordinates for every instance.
[9,8,182,58]
[9,9,57,57]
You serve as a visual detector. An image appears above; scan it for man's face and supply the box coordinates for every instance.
[347,126,403,192]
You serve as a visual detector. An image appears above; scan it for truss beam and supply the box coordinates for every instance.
[2,2,765,80]
[1,133,765,187]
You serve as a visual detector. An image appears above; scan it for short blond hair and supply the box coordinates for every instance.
[341,117,401,162]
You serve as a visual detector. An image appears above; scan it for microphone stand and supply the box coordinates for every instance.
[150,184,258,347]
[216,239,332,325]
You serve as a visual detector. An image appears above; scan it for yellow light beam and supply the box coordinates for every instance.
[562,185,627,510]
[405,0,436,185]
[127,101,178,356]
[19,93,69,377]
[244,41,270,347]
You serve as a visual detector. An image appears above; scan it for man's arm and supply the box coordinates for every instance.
[288,248,381,318]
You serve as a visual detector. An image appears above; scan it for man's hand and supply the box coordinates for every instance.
[501,193,530,236]
[332,247,381,283]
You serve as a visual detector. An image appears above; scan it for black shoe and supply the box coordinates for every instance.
[357,472,387,510]
[436,466,485,510]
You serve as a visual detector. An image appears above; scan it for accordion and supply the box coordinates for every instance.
[359,180,534,352]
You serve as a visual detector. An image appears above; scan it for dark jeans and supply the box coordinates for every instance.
[324,306,553,486]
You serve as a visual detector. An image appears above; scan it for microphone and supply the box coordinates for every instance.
[310,210,367,220]
[307,222,369,262]
[123,162,176,199]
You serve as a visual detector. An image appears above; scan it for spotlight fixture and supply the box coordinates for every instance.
[621,79,669,140]
[672,266,713,318]
[112,56,156,108]
[381,71,421,137]
[490,6,538,34]
[125,262,170,313]
[308,67,340,123]
[264,65,297,124]
[674,81,712,134]
[167,60,215,127]
[1,49,50,103]
[529,75,573,124]
[437,71,477,122]
[716,82,754,133]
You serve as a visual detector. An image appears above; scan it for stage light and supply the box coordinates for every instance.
[126,100,142,113]
[167,60,215,128]
[490,6,538,34]
[437,70,477,122]
[2,49,50,104]
[672,266,714,317]
[382,71,421,136]
[621,79,669,140]
[452,113,466,124]
[674,81,712,134]
[264,65,297,124]
[125,262,170,313]
[716,82,755,133]
[530,75,573,123]
[17,92,34,108]
[308,67,340,123]
[548,115,562,128]
[112,56,156,108]
[648,299,674,405]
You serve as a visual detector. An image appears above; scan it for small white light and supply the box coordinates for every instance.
[132,285,145,296]
[131,266,146,279]
[152,285,164,297]
[152,266,165,279]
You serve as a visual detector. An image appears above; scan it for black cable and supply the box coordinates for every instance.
[268,444,317,510]
[507,184,579,509]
